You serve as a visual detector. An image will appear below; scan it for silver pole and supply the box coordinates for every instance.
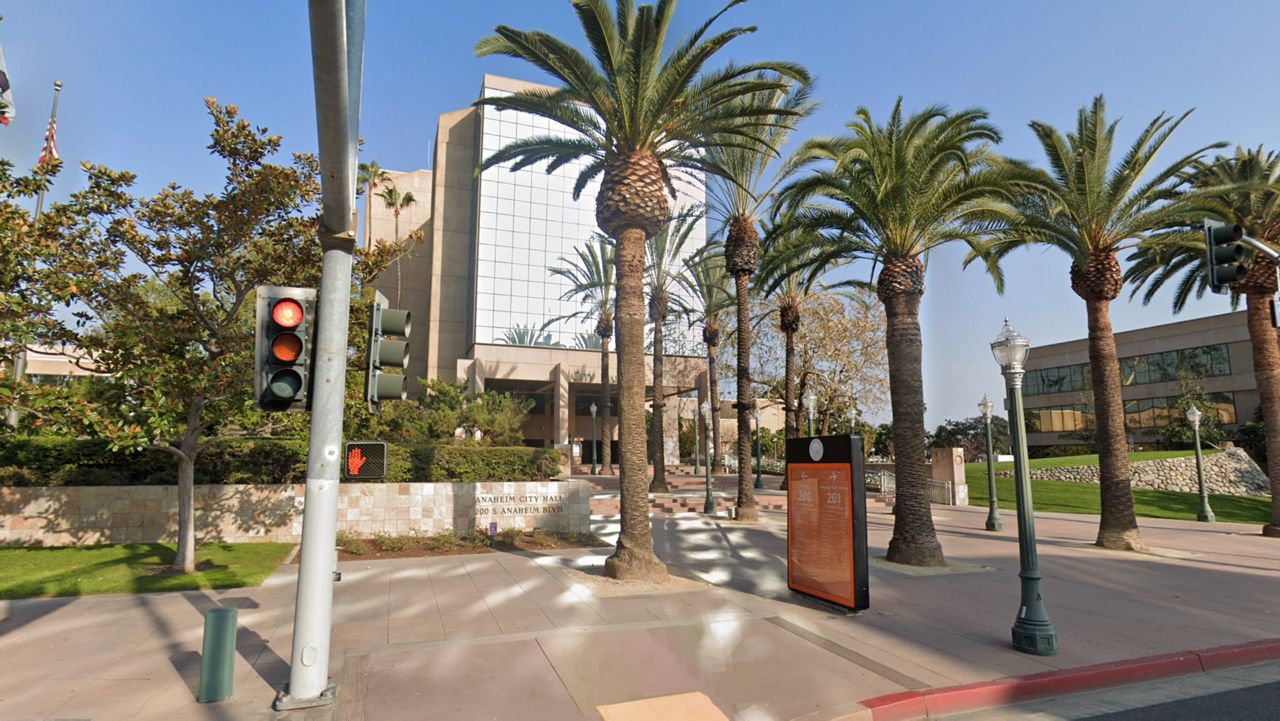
[8,80,63,429]
[277,0,365,709]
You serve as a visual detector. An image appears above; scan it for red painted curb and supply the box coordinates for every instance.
[859,637,1280,720]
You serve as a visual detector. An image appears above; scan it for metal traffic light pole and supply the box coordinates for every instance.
[275,0,365,710]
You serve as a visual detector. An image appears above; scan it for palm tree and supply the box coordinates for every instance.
[376,184,417,306]
[705,78,814,521]
[983,96,1223,552]
[679,244,733,475]
[646,209,700,491]
[475,0,807,580]
[358,160,390,249]
[550,234,617,475]
[1125,147,1280,536]
[778,99,1021,567]
[756,222,847,444]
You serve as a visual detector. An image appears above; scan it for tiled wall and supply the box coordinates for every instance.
[0,481,591,547]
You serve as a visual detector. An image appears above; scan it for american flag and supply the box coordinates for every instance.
[38,117,58,165]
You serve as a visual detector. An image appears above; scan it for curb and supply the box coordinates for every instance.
[857,637,1280,720]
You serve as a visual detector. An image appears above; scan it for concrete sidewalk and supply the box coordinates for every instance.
[2,499,1278,720]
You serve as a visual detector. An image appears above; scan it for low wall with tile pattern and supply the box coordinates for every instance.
[0,481,591,547]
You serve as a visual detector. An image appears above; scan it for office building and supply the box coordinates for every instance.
[366,75,710,463]
[1022,310,1264,454]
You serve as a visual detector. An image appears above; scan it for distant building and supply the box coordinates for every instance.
[365,75,717,463]
[1022,311,1262,454]
[19,345,101,385]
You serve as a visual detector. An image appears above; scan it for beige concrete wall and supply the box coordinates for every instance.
[0,481,591,546]
[366,169,433,394]
[425,108,480,383]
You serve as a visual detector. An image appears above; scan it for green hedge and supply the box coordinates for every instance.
[421,445,562,483]
[0,436,555,486]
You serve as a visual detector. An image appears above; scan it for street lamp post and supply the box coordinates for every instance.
[701,401,714,514]
[589,402,598,476]
[752,404,764,490]
[805,390,816,437]
[1187,406,1214,522]
[979,394,1002,532]
[992,319,1057,657]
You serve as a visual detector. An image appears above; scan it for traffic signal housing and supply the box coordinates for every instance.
[1206,219,1246,294]
[365,291,411,412]
[254,286,317,412]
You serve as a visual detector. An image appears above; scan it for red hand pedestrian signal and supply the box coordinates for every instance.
[347,447,367,477]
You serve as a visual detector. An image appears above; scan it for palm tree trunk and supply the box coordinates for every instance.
[604,227,666,580]
[881,290,945,566]
[1087,297,1146,551]
[784,328,797,439]
[733,272,758,521]
[1245,292,1280,535]
[707,340,721,474]
[394,210,402,306]
[650,312,669,492]
[601,336,613,475]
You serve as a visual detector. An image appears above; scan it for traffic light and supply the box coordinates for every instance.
[365,291,411,412]
[254,286,317,412]
[1206,219,1246,294]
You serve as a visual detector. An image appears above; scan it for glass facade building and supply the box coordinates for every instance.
[473,86,704,354]
[1025,343,1233,397]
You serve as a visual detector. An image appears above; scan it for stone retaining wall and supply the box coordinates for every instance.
[0,481,590,547]
[995,448,1268,496]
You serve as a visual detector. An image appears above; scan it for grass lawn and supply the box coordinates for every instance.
[0,542,294,600]
[964,456,1271,525]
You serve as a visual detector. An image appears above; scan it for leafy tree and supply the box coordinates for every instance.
[705,76,814,521]
[778,100,1019,566]
[646,209,700,491]
[1125,147,1280,534]
[1237,405,1268,470]
[475,0,807,580]
[932,415,1011,461]
[48,100,390,572]
[1151,376,1225,449]
[872,422,895,459]
[550,234,616,473]
[984,96,1223,552]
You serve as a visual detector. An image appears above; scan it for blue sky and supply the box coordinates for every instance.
[3,1,1278,427]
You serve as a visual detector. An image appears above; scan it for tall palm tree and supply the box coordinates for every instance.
[756,222,848,443]
[678,244,733,476]
[779,99,1021,566]
[983,96,1223,552]
[475,0,807,580]
[1125,147,1280,537]
[376,184,417,306]
[358,160,390,249]
[550,234,617,475]
[646,209,700,491]
[705,78,814,521]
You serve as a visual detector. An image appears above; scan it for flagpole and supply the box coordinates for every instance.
[7,79,62,429]
[31,79,62,218]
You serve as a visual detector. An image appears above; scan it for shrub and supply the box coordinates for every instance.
[463,527,494,548]
[0,466,46,487]
[371,532,416,552]
[48,465,132,486]
[497,527,523,545]
[426,445,562,483]
[427,529,461,551]
[335,529,362,550]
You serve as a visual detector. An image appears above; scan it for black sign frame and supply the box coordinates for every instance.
[343,441,388,481]
[785,434,869,611]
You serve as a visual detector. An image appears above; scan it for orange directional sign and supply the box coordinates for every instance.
[786,435,869,610]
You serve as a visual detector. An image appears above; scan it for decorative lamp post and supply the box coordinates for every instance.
[1187,406,1214,523]
[753,403,764,490]
[991,319,1057,656]
[701,401,714,513]
[979,394,1002,532]
[589,402,598,476]
[805,390,816,437]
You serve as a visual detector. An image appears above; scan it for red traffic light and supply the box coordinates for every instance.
[272,299,304,328]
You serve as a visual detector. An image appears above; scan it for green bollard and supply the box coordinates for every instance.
[198,607,238,703]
